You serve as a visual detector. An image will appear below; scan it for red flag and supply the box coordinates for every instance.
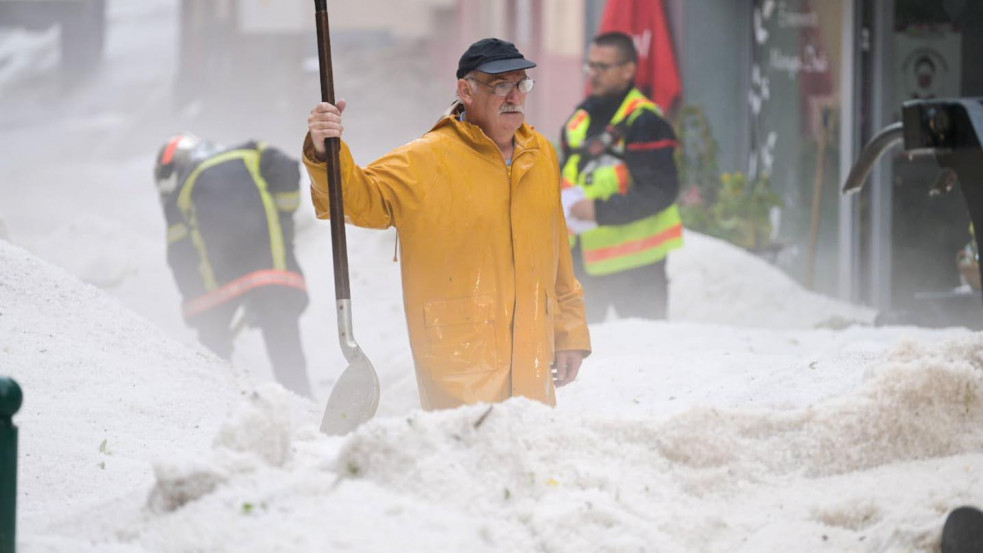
[599,0,682,113]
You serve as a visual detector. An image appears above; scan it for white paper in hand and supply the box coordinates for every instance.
[562,187,598,234]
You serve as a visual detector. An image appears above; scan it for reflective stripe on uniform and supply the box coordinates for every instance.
[167,223,188,245]
[627,139,677,151]
[244,144,288,272]
[562,109,591,249]
[182,269,306,318]
[273,191,300,211]
[176,146,288,290]
[581,163,632,200]
[581,206,683,276]
[566,110,589,136]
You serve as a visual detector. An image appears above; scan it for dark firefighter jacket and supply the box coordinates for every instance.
[161,141,307,319]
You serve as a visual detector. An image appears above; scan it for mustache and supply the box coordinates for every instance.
[500,104,524,114]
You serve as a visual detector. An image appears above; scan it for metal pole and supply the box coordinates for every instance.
[838,0,860,302]
[869,0,895,310]
[0,377,23,553]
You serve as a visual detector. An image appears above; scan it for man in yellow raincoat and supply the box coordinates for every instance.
[303,38,591,410]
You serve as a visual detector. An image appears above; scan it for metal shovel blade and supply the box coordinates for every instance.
[319,299,380,435]
[319,348,379,435]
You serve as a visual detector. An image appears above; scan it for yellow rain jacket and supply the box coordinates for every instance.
[303,112,591,410]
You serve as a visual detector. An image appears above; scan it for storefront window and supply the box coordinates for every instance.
[749,0,843,293]
[885,0,983,321]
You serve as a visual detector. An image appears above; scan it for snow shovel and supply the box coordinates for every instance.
[314,0,380,435]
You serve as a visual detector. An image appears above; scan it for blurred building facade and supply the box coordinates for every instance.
[665,0,981,326]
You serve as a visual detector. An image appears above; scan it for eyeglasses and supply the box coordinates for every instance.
[582,60,628,74]
[468,77,535,97]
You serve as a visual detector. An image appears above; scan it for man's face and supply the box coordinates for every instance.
[585,44,635,97]
[459,69,529,140]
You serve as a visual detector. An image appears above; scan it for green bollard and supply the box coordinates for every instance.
[0,377,22,553]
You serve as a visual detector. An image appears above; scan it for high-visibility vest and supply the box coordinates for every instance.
[562,88,683,276]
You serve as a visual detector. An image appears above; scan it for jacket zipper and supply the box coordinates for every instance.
[505,146,531,396]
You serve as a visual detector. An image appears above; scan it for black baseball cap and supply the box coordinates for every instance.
[456,38,537,79]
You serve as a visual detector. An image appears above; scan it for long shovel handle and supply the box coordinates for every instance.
[314,0,350,301]
[312,1,379,435]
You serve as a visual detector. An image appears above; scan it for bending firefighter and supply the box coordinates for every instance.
[561,31,684,322]
[153,134,313,397]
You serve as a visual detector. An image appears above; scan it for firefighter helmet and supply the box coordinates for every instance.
[154,133,203,195]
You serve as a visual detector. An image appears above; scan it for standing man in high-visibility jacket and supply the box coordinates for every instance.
[153,134,313,397]
[560,31,684,323]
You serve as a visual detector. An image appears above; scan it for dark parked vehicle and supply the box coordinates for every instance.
[0,0,106,76]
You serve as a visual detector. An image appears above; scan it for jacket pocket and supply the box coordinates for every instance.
[422,294,498,376]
